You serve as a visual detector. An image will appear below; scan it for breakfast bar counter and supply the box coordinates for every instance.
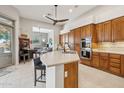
[40,50,80,88]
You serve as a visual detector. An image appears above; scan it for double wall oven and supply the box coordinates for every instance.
[80,38,92,59]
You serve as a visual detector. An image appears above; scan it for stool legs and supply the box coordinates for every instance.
[34,68,37,86]
[23,56,25,64]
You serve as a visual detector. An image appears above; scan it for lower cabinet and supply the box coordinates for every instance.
[81,59,91,66]
[121,56,124,76]
[81,51,124,77]
[91,52,124,77]
[109,54,121,75]
[92,52,100,68]
[64,62,78,88]
[99,53,109,71]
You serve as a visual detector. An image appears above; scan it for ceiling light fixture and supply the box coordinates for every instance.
[42,14,46,18]
[69,9,73,13]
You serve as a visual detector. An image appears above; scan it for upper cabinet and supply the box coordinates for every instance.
[59,33,68,46]
[64,33,69,43]
[96,21,112,42]
[74,27,81,44]
[81,24,96,42]
[59,35,64,45]
[103,21,112,42]
[68,30,75,49]
[68,30,74,44]
[112,16,124,42]
[96,23,103,42]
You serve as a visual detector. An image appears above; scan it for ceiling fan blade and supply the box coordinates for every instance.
[57,19,69,22]
[45,16,55,21]
[53,21,57,25]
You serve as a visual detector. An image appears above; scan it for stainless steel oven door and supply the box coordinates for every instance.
[80,48,91,59]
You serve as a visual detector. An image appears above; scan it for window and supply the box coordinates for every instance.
[0,16,14,27]
[0,16,14,54]
[32,27,54,48]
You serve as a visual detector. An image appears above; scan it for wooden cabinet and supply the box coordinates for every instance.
[99,53,109,70]
[68,30,74,49]
[92,52,100,68]
[103,21,112,42]
[74,28,81,56]
[85,25,91,38]
[74,27,81,44]
[59,34,64,46]
[64,33,68,43]
[81,26,86,39]
[96,23,104,42]
[81,24,96,42]
[121,56,124,76]
[59,33,68,46]
[64,62,78,88]
[96,21,112,42]
[74,44,80,56]
[112,16,124,42]
[59,35,63,45]
[81,59,91,66]
[109,54,121,75]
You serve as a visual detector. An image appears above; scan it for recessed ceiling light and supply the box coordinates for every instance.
[69,9,73,13]
[42,14,46,18]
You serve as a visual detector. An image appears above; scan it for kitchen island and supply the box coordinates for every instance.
[40,50,80,88]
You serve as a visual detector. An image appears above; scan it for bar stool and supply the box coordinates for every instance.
[33,57,46,86]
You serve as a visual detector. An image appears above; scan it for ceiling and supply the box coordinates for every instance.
[13,5,97,25]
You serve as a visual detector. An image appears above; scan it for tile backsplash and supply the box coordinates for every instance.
[98,42,124,48]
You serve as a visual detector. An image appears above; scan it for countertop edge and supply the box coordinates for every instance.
[47,59,80,67]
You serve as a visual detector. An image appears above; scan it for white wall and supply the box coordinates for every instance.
[0,5,20,65]
[61,5,124,34]
[20,17,62,49]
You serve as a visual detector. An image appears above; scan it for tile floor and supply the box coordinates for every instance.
[0,61,46,88]
[0,61,124,88]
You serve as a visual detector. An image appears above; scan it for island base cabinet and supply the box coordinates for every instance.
[121,56,124,77]
[64,62,78,88]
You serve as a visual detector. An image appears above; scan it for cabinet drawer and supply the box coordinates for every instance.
[100,53,109,57]
[110,62,120,68]
[110,58,121,64]
[93,52,99,56]
[109,67,121,74]
[110,54,121,59]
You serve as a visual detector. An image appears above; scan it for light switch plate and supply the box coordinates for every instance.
[65,71,68,78]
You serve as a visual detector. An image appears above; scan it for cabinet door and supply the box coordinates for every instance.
[64,62,78,88]
[74,27,81,44]
[103,21,112,42]
[85,25,91,38]
[60,34,64,46]
[64,33,68,43]
[112,17,124,42]
[81,26,85,39]
[121,56,124,76]
[96,23,104,42]
[92,55,100,68]
[100,56,109,70]
[74,44,80,56]
[68,30,74,49]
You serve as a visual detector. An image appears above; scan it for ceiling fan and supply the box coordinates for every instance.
[45,5,69,25]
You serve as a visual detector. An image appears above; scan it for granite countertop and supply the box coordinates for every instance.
[92,48,124,55]
[40,50,80,67]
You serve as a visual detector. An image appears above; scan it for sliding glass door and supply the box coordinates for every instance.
[0,16,14,68]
